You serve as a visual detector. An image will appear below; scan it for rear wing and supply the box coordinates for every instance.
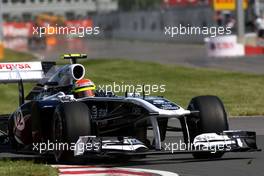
[0,61,55,105]
[0,62,45,83]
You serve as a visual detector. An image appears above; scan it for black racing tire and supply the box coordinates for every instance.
[8,116,20,150]
[52,102,91,163]
[187,95,229,159]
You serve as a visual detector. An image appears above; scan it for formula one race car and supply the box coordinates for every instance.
[0,54,260,162]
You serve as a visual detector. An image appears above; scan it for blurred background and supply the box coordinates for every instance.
[1,0,264,116]
[0,0,264,69]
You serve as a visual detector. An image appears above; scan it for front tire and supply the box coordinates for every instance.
[52,102,91,163]
[187,95,229,159]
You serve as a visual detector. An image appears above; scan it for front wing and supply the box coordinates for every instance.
[73,130,260,157]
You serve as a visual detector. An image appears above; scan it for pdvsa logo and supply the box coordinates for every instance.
[0,63,31,70]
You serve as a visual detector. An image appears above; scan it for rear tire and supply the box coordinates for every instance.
[187,95,229,159]
[8,116,20,149]
[52,102,91,163]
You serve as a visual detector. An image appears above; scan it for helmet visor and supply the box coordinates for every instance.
[74,89,95,98]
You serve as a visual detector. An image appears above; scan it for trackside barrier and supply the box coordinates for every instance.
[205,35,245,57]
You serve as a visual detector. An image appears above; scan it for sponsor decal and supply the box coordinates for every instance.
[3,22,33,38]
[0,62,43,72]
[210,41,235,50]
[0,62,43,81]
[213,0,248,11]
[0,63,31,70]
[205,35,245,57]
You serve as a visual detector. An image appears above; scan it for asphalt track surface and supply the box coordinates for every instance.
[34,39,264,74]
[0,117,263,176]
[128,117,264,176]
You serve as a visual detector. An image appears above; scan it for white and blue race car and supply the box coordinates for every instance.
[0,54,259,163]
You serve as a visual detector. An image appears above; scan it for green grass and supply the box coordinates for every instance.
[1,48,36,62]
[81,59,264,116]
[0,160,57,176]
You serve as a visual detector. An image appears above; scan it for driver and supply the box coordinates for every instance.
[72,79,96,98]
